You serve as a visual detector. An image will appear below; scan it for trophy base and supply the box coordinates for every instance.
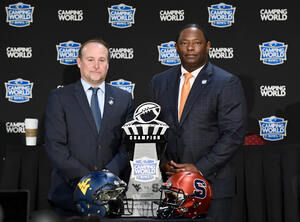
[122,199,159,217]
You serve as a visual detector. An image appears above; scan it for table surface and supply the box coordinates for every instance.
[1,143,299,222]
[101,217,210,222]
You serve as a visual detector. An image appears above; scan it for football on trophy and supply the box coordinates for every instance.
[133,102,161,123]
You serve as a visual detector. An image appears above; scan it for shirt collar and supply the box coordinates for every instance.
[180,64,205,79]
[81,78,105,93]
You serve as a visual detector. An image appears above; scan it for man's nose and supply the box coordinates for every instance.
[94,61,100,68]
[187,42,194,50]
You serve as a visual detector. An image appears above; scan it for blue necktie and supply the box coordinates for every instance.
[90,87,102,132]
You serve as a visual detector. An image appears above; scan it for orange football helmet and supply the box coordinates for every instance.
[157,171,212,218]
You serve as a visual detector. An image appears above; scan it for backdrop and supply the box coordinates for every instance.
[1,0,299,146]
[0,0,299,221]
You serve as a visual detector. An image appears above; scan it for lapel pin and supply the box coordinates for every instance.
[202,80,207,84]
[108,97,114,105]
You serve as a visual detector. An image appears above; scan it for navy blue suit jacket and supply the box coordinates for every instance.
[45,80,134,208]
[151,62,247,198]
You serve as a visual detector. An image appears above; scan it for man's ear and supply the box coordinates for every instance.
[76,57,81,68]
[175,42,179,53]
[206,41,211,54]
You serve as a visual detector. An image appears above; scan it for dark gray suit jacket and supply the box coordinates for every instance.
[45,80,134,205]
[151,62,247,198]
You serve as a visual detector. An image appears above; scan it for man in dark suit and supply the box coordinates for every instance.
[151,24,247,222]
[45,38,134,216]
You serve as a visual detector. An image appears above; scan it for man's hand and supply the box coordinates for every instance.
[160,161,176,177]
[161,160,200,177]
[169,161,199,173]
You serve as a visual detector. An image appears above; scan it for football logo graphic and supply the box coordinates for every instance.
[133,102,161,123]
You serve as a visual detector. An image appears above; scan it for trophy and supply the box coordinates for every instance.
[122,102,169,217]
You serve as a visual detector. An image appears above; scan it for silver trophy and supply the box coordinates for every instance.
[122,102,169,217]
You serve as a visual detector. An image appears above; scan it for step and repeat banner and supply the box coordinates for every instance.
[0,0,299,148]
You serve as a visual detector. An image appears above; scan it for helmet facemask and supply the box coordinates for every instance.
[156,171,212,219]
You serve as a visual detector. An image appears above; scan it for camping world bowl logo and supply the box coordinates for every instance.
[108,4,135,28]
[158,41,180,66]
[131,157,160,182]
[6,2,34,27]
[110,79,135,99]
[259,116,287,141]
[5,78,33,103]
[56,41,81,65]
[208,3,235,28]
[259,40,288,65]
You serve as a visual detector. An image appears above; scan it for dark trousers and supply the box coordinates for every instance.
[48,180,80,218]
[49,200,81,218]
[207,198,233,222]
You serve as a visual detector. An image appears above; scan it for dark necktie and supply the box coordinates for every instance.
[90,87,102,132]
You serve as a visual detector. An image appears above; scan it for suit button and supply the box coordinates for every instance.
[98,145,101,149]
[94,166,98,171]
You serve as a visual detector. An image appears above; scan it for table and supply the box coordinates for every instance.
[102,217,210,222]
[0,144,51,212]
[231,143,300,222]
[0,143,299,222]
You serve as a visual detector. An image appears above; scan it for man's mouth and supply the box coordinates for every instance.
[185,54,197,57]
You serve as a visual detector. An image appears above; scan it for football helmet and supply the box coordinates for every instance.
[73,171,127,218]
[157,171,212,219]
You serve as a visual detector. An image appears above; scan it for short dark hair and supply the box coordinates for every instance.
[176,23,209,43]
[78,38,110,60]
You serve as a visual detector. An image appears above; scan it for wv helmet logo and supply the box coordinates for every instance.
[132,184,142,192]
[208,3,236,28]
[259,40,288,65]
[110,79,135,99]
[5,78,33,103]
[259,116,288,141]
[108,4,136,28]
[56,41,81,65]
[77,178,91,195]
[6,2,34,27]
[158,41,181,66]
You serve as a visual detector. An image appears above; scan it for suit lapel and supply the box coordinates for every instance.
[74,81,99,137]
[167,66,181,125]
[179,62,212,126]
